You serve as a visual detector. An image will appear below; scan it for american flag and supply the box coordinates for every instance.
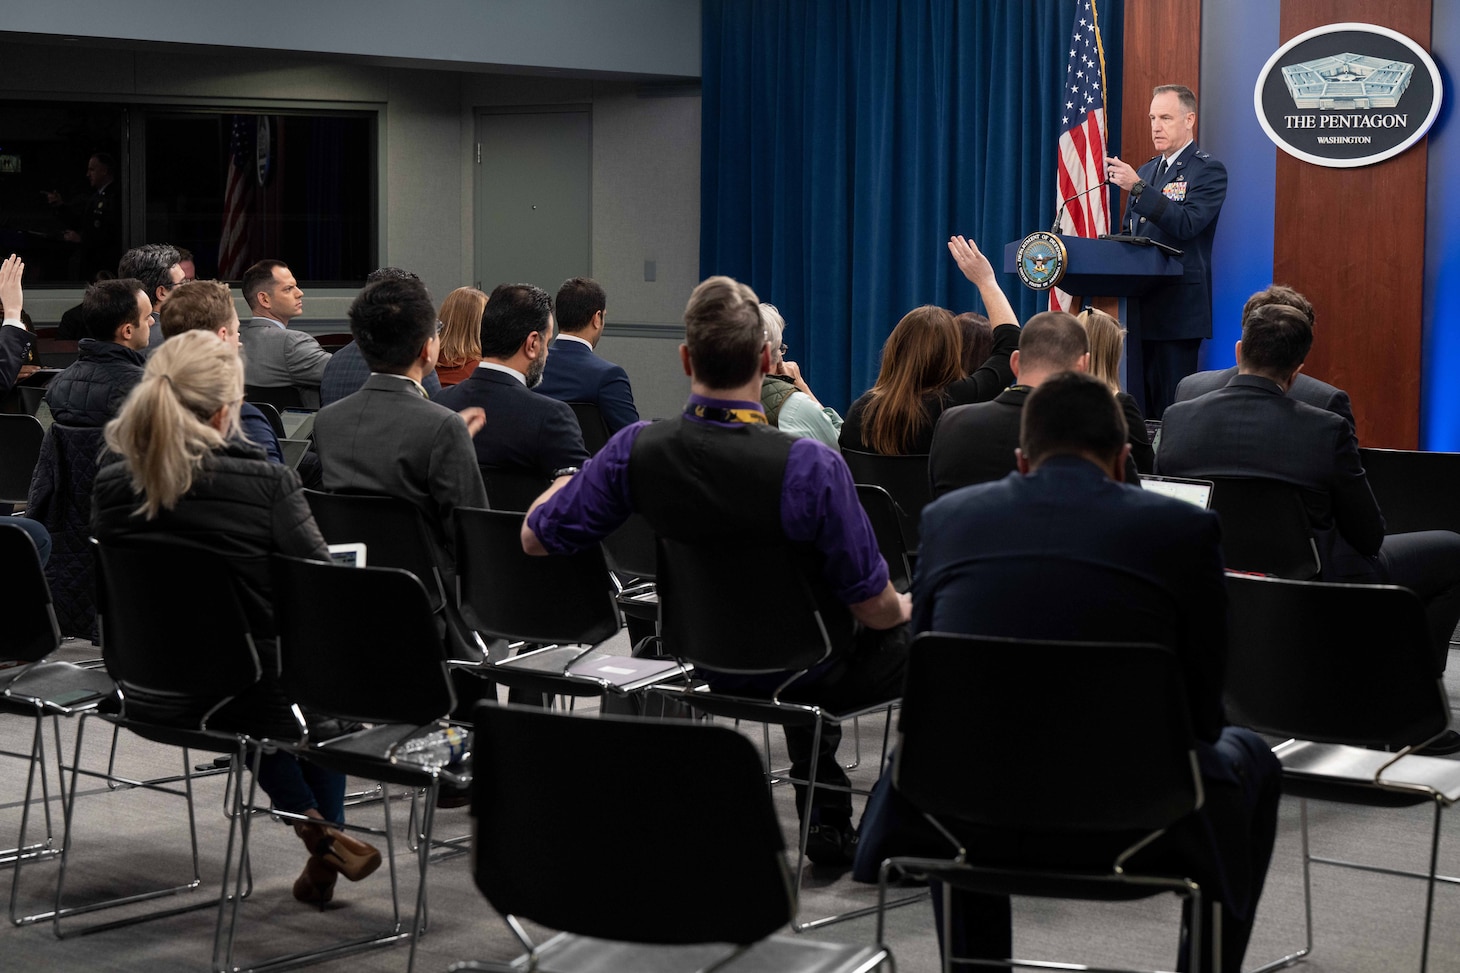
[1052,0,1110,311]
[218,116,253,279]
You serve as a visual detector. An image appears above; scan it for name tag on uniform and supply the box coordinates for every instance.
[1163,179,1188,202]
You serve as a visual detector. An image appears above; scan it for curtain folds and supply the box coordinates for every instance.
[702,0,1124,411]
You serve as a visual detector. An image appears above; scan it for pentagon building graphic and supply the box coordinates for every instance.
[1282,53,1414,109]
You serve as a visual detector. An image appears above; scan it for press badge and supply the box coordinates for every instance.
[1163,180,1188,201]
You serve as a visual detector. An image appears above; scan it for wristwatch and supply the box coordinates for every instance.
[551,466,581,479]
[1129,180,1146,200]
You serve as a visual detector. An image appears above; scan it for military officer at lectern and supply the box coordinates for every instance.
[1107,84,1227,418]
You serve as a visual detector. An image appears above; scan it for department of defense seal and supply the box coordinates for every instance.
[1015,231,1068,291]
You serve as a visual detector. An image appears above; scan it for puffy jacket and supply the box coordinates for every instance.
[91,441,329,736]
[45,339,145,427]
[27,424,107,639]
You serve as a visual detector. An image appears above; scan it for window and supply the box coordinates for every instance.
[0,102,376,286]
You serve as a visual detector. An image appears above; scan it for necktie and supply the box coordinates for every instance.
[1154,158,1168,183]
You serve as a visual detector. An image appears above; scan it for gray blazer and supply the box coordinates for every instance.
[313,373,488,588]
[239,317,332,406]
[1174,366,1356,438]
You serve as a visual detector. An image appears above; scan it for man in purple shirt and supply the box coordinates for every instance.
[523,274,909,867]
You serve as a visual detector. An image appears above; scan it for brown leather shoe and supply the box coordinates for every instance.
[292,855,337,906]
[293,821,383,883]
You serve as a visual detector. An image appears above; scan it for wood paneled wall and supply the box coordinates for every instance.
[1274,0,1431,447]
[1118,0,1202,175]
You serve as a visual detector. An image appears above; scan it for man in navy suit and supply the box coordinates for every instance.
[1107,84,1227,419]
[434,282,589,480]
[535,277,639,434]
[1173,284,1355,436]
[855,372,1280,973]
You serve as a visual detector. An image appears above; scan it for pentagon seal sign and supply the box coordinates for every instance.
[1254,23,1442,168]
[1015,231,1067,291]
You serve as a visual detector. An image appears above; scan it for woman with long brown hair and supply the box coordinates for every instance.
[839,236,1023,455]
[433,286,488,387]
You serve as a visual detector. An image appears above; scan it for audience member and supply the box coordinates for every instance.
[929,310,1145,496]
[238,259,331,407]
[1077,306,1154,472]
[839,236,1019,454]
[176,246,197,282]
[91,330,380,906]
[523,274,910,867]
[159,279,284,463]
[535,277,640,432]
[318,267,441,405]
[29,277,153,637]
[433,283,588,481]
[1173,284,1356,437]
[955,310,993,375]
[433,286,488,387]
[758,302,842,446]
[0,254,36,396]
[313,276,488,596]
[0,254,52,563]
[857,371,1281,973]
[117,243,184,352]
[1158,304,1460,695]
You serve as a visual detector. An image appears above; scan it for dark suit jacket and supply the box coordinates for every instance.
[313,373,487,587]
[1121,144,1227,341]
[1,324,34,395]
[1174,366,1356,437]
[1156,374,1384,579]
[930,386,1144,498]
[432,366,589,476]
[320,340,440,407]
[535,337,639,432]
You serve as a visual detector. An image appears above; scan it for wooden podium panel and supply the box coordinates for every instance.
[1274,0,1432,448]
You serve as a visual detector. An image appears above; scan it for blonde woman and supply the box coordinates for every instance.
[92,330,380,906]
[433,286,488,387]
[1077,306,1154,473]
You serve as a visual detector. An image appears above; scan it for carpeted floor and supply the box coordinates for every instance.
[3,634,1460,972]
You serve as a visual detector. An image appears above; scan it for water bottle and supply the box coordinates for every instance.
[396,726,470,770]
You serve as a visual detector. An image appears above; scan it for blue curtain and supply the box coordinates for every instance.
[701,0,1124,412]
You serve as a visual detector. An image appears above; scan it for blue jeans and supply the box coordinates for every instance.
[254,751,346,824]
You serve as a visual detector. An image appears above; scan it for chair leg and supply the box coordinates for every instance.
[1246,796,1313,973]
[1420,797,1444,973]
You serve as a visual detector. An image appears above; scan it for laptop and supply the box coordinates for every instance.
[278,438,312,470]
[279,408,316,441]
[1139,474,1215,509]
[327,542,367,567]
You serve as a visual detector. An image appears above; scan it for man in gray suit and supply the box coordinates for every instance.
[313,276,487,592]
[238,259,331,407]
[1172,284,1355,437]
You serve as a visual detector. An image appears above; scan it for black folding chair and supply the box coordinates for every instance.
[841,448,932,548]
[0,413,44,506]
[567,401,611,455]
[265,554,461,973]
[601,512,659,643]
[877,633,1209,973]
[0,523,111,888]
[478,467,551,513]
[855,484,913,593]
[248,400,287,439]
[449,703,892,973]
[1225,572,1460,973]
[1207,475,1321,579]
[1360,446,1460,535]
[648,536,903,931]
[35,541,261,940]
[244,384,306,410]
[454,508,682,702]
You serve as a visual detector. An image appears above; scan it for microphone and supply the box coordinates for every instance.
[1050,180,1111,234]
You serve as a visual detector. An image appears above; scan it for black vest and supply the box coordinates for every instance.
[628,416,853,644]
